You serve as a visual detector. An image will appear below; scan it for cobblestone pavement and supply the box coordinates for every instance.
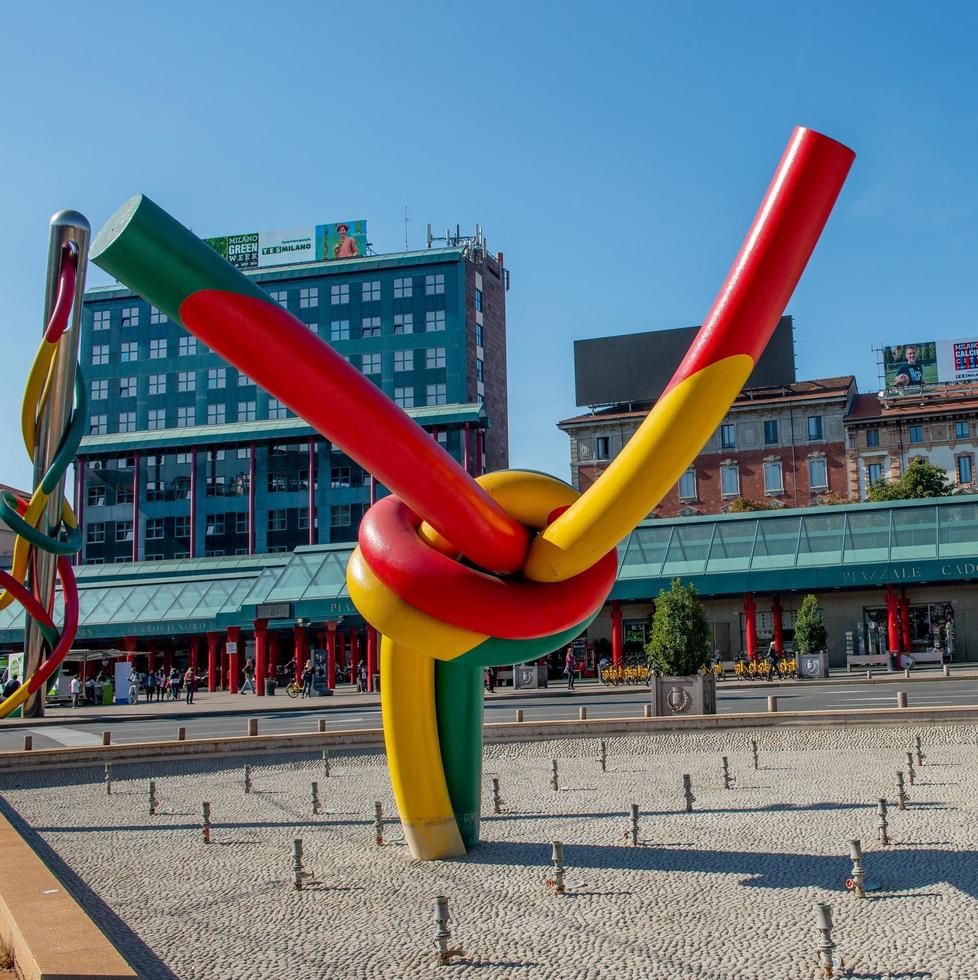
[1,725,977,979]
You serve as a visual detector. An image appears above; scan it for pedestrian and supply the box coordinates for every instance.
[70,674,82,708]
[169,666,181,700]
[240,659,256,695]
[156,668,166,702]
[357,661,367,693]
[183,665,195,704]
[84,674,96,704]
[564,647,576,690]
[484,668,495,693]
[765,640,781,681]
[301,660,314,699]
[2,674,19,699]
[144,668,156,703]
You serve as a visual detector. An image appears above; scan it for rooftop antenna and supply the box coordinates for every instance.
[403,205,410,251]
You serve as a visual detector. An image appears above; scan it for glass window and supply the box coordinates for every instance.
[146,518,164,540]
[425,273,445,295]
[763,420,779,444]
[91,379,108,400]
[238,372,254,387]
[807,415,823,440]
[121,306,140,328]
[426,383,447,405]
[866,428,880,448]
[330,283,349,305]
[475,323,483,348]
[149,338,166,359]
[595,436,610,460]
[393,313,413,335]
[299,287,318,308]
[177,371,195,392]
[117,484,134,504]
[394,387,414,409]
[475,288,483,312]
[115,520,133,542]
[207,403,226,425]
[238,401,256,422]
[394,350,412,372]
[91,344,109,365]
[120,341,138,362]
[178,335,197,356]
[867,462,884,486]
[361,352,381,375]
[89,414,107,435]
[330,504,351,527]
[808,457,828,489]
[86,485,105,507]
[425,347,446,369]
[909,425,924,444]
[330,320,350,341]
[177,406,195,428]
[331,466,351,488]
[86,522,105,544]
[269,290,288,308]
[150,306,166,324]
[268,471,287,492]
[234,513,249,534]
[763,460,783,493]
[93,309,111,330]
[957,455,974,484]
[147,408,165,430]
[207,368,226,389]
[720,424,736,449]
[678,468,696,500]
[361,316,381,338]
[267,509,287,532]
[476,359,484,382]
[206,514,226,536]
[393,277,412,299]
[268,399,288,420]
[119,376,137,398]
[955,420,969,439]
[362,280,381,302]
[720,464,740,496]
[298,508,310,530]
[425,310,446,332]
[148,373,166,395]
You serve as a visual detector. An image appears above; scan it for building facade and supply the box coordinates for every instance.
[845,383,978,499]
[560,377,857,517]
[77,241,509,564]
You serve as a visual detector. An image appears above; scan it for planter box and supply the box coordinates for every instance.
[514,664,548,689]
[797,651,829,679]
[650,673,715,716]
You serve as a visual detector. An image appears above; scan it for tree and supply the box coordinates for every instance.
[868,459,952,502]
[645,578,712,676]
[729,496,776,512]
[814,490,856,506]
[793,594,827,654]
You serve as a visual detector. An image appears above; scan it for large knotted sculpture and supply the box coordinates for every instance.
[91,127,854,860]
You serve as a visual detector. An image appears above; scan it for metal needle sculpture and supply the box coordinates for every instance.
[90,127,854,859]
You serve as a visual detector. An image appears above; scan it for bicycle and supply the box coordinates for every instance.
[285,679,303,699]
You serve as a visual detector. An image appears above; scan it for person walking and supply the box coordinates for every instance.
[183,665,195,704]
[765,640,781,681]
[357,661,367,693]
[70,674,82,708]
[484,668,495,693]
[564,647,576,690]
[301,660,314,699]
[84,674,96,704]
[240,659,256,695]
[169,666,181,701]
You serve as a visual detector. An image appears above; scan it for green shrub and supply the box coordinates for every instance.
[794,594,827,654]
[645,578,712,676]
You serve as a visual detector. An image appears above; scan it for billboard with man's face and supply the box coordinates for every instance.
[883,338,978,387]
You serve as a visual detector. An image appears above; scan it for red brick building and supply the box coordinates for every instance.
[559,376,857,516]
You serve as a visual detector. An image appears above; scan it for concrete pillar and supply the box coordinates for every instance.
[611,600,623,668]
[366,627,378,692]
[772,596,784,655]
[253,618,268,696]
[744,592,758,660]
[326,621,337,690]
[123,635,137,665]
[227,626,241,694]
[293,624,307,685]
[206,632,220,693]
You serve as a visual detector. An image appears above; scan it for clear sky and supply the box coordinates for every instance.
[1,2,976,491]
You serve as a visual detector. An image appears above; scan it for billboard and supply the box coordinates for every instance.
[879,339,978,388]
[204,220,367,270]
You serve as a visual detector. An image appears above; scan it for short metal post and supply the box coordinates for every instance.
[578,706,587,721]
[292,839,304,890]
[318,719,327,734]
[767,696,777,713]
[515,708,523,723]
[896,772,908,811]
[148,780,157,816]
[683,774,695,813]
[904,667,910,679]
[628,803,639,846]
[434,895,462,965]
[322,749,330,776]
[310,781,320,815]
[599,739,607,773]
[877,798,889,846]
[721,756,734,790]
[104,762,112,795]
[550,758,559,792]
[905,751,915,787]
[943,664,950,678]
[243,764,252,793]
[22,736,32,752]
[374,801,383,845]
[491,777,502,814]
[550,841,566,894]
[247,717,258,736]
[914,734,925,767]
[643,703,652,719]
[865,670,872,681]
[177,726,186,741]
[201,802,211,843]
[102,731,111,746]
[814,902,836,979]
[897,691,907,708]
[751,740,759,770]
[848,839,866,898]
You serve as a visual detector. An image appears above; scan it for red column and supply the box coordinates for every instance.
[744,593,758,660]
[772,596,784,654]
[206,632,220,692]
[227,626,241,694]
[189,636,202,675]
[123,635,137,664]
[886,585,901,669]
[350,629,361,684]
[308,438,316,545]
[189,447,198,558]
[253,618,268,696]
[610,600,623,668]
[293,624,306,685]
[148,641,157,673]
[900,589,912,654]
[163,639,174,675]
[366,627,378,692]
[326,621,337,690]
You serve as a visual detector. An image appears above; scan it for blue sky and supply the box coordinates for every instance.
[2,2,976,491]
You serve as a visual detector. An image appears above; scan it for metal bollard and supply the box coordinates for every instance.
[201,802,211,843]
[434,895,463,965]
[104,762,112,795]
[578,706,587,721]
[848,839,866,898]
[491,777,502,814]
[318,719,327,734]
[751,740,759,770]
[148,780,157,816]
[767,696,777,713]
[904,667,911,679]
[877,798,889,846]
[247,717,258,737]
[243,764,252,793]
[102,731,111,746]
[550,758,559,792]
[905,751,915,787]
[943,664,950,678]
[599,739,607,773]
[515,708,524,723]
[643,703,652,719]
[22,735,32,752]
[897,691,907,708]
[682,774,695,813]
[292,839,304,890]
[865,670,872,681]
[721,756,734,790]
[814,903,838,979]
[914,734,925,767]
[628,803,639,846]
[374,801,384,845]
[310,781,320,815]
[550,841,566,894]
[322,749,330,777]
[896,771,909,811]
[177,726,186,741]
